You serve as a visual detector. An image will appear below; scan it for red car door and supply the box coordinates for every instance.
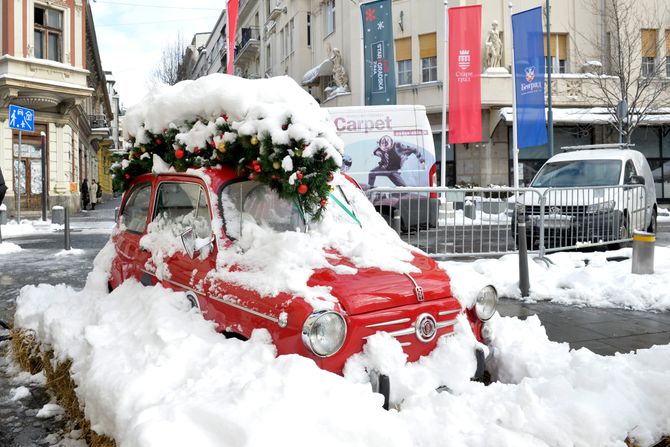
[111,181,154,287]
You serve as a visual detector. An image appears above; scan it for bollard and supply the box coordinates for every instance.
[0,205,6,225]
[517,209,530,297]
[64,207,71,250]
[52,206,64,225]
[393,209,402,234]
[631,230,655,274]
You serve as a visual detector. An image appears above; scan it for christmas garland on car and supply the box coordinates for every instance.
[111,114,340,221]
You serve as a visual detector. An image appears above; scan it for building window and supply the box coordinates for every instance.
[543,33,568,73]
[397,60,412,85]
[307,13,311,47]
[325,0,335,36]
[395,37,412,85]
[641,29,657,78]
[419,33,437,83]
[289,19,294,55]
[280,28,285,60]
[665,30,669,77]
[34,6,63,62]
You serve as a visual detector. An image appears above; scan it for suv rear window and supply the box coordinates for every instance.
[531,160,622,187]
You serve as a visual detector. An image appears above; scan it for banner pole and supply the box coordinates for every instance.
[17,130,22,223]
[359,1,365,105]
[440,0,448,187]
[509,2,520,190]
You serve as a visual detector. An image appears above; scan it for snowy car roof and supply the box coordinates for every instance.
[547,149,642,163]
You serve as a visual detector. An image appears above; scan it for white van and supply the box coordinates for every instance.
[326,105,438,229]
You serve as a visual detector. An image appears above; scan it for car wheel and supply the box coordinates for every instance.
[647,208,657,234]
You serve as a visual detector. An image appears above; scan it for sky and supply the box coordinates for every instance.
[89,0,225,109]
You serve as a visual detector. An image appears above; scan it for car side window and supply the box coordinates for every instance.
[153,182,212,238]
[121,183,152,233]
[624,160,638,183]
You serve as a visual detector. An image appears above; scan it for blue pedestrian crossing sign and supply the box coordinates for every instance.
[9,104,35,132]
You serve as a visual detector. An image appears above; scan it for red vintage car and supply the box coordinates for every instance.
[110,166,497,407]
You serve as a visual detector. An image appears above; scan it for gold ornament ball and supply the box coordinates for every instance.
[272,161,281,170]
[251,136,259,145]
[140,146,146,152]
[217,142,227,153]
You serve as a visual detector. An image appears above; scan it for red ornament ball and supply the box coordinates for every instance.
[297,184,308,195]
[124,173,131,180]
[254,164,262,173]
[282,123,288,130]
[222,113,229,121]
[175,148,185,159]
[194,147,201,155]
[320,198,327,207]
[296,171,304,180]
[155,138,162,145]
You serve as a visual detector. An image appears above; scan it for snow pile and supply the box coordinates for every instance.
[443,247,670,311]
[123,74,343,165]
[0,241,22,254]
[13,275,670,447]
[0,219,60,238]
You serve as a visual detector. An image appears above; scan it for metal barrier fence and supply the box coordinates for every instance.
[366,185,649,259]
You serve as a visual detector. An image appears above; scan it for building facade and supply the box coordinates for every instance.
[0,0,113,216]
[189,0,670,201]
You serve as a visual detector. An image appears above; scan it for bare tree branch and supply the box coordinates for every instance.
[575,0,670,143]
[150,33,188,87]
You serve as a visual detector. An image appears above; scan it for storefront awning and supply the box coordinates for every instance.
[499,107,670,125]
[301,59,334,86]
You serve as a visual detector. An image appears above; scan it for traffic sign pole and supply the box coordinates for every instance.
[17,130,21,223]
[8,104,35,224]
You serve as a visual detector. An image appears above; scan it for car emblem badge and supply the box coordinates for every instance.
[415,285,424,302]
[415,313,437,343]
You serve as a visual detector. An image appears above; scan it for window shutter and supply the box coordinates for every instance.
[419,33,436,59]
[544,33,567,59]
[395,37,411,61]
[641,29,657,58]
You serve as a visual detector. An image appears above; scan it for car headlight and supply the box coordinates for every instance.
[586,200,615,214]
[475,286,498,321]
[301,310,347,357]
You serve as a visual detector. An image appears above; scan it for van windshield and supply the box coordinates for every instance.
[531,160,622,187]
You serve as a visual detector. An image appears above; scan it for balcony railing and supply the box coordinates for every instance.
[89,114,109,129]
[234,27,261,64]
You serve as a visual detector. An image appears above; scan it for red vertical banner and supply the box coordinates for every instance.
[227,0,239,75]
[448,5,482,144]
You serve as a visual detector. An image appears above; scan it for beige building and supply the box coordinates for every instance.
[189,0,670,200]
[0,0,113,216]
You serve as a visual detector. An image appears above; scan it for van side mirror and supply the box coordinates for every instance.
[181,227,215,259]
[628,175,645,185]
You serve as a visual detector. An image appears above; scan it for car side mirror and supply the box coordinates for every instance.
[628,175,645,185]
[181,228,215,259]
[181,228,196,258]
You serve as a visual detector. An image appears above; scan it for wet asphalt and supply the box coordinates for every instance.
[0,200,669,445]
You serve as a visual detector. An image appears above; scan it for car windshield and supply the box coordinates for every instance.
[531,159,622,187]
[221,182,307,238]
[220,180,364,239]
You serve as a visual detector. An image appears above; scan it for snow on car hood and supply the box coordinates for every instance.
[208,174,426,311]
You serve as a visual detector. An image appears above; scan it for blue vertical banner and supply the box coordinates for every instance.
[361,0,396,105]
[512,6,547,148]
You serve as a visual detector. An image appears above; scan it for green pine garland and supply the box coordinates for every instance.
[111,115,339,220]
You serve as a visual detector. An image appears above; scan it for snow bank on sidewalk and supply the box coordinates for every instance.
[442,246,670,311]
[14,277,670,446]
[0,241,21,254]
